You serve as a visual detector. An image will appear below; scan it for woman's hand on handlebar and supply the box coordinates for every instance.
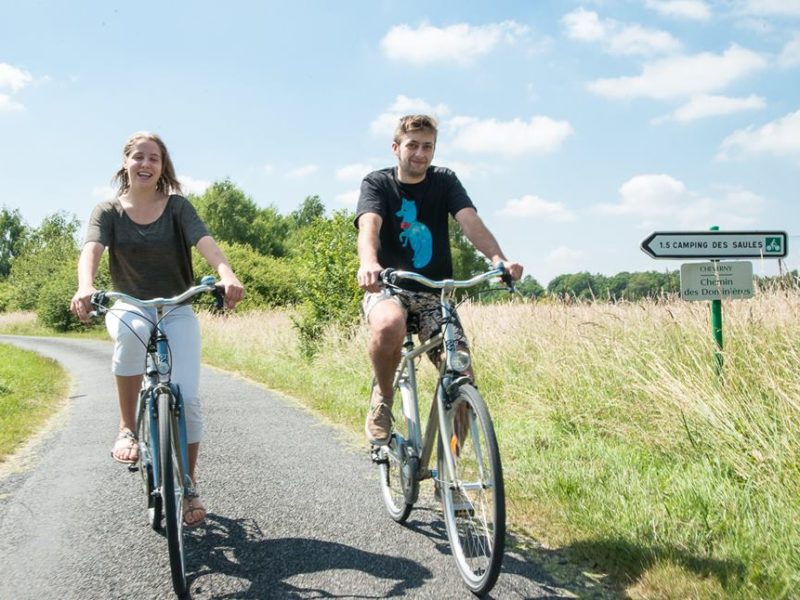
[70,286,98,323]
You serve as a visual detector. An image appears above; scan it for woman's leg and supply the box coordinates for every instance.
[164,306,205,526]
[163,306,203,482]
[106,302,152,462]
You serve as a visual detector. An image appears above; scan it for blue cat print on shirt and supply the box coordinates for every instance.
[396,198,432,268]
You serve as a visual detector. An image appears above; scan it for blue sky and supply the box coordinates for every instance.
[1,0,798,285]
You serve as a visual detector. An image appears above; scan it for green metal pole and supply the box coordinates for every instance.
[710,226,723,373]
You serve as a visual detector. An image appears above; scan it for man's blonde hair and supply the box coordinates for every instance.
[393,114,438,144]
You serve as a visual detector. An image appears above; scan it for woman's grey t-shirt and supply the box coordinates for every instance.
[84,195,209,300]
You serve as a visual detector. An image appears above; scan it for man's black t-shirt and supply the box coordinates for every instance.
[355,166,475,290]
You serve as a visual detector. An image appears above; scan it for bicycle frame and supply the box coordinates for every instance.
[139,304,192,502]
[384,268,503,492]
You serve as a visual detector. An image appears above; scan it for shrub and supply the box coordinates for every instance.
[192,241,300,311]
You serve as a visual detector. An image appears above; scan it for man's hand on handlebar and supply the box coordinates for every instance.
[358,262,384,293]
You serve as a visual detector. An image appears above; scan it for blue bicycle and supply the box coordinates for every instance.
[92,276,222,598]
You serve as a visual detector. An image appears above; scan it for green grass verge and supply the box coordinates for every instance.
[0,342,69,461]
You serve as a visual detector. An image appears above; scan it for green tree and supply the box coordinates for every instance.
[292,210,360,356]
[191,179,288,257]
[289,195,325,229]
[449,218,489,280]
[516,275,545,299]
[0,207,28,278]
[548,272,599,300]
[8,212,80,311]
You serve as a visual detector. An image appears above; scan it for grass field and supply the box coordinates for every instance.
[197,289,800,599]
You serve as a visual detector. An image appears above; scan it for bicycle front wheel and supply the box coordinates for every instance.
[437,384,505,596]
[378,381,416,522]
[136,390,161,530]
[158,392,188,597]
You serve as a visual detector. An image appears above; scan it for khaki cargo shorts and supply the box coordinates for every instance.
[362,288,469,363]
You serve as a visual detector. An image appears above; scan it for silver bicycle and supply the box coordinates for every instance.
[371,264,512,596]
[92,276,222,599]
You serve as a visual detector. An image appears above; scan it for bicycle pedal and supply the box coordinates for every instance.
[127,464,139,473]
[370,447,388,465]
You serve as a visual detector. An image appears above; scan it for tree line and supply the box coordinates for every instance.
[0,180,795,351]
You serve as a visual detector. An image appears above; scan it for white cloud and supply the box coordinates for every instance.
[432,158,493,180]
[0,93,24,112]
[779,33,800,67]
[588,44,767,100]
[645,0,712,20]
[563,8,682,56]
[286,164,319,178]
[335,189,360,208]
[92,185,116,200]
[178,175,212,195]
[596,174,764,227]
[546,245,584,263]
[263,164,275,175]
[447,116,573,156]
[336,163,374,182]
[370,95,450,137]
[381,21,529,66]
[497,195,576,221]
[0,63,33,92]
[717,109,800,162]
[737,0,800,17]
[654,94,765,123]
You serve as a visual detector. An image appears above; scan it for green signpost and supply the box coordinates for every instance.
[641,227,788,374]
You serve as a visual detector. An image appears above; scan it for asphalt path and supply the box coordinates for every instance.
[0,335,592,599]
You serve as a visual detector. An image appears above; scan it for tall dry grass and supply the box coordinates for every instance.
[200,291,800,598]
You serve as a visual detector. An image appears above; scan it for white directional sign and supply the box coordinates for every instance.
[680,261,754,301]
[641,231,787,259]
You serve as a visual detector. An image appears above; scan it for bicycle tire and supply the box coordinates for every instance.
[158,391,188,597]
[378,443,414,523]
[136,390,162,530]
[437,384,505,596]
[377,382,415,522]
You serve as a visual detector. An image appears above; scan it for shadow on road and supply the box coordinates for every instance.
[185,513,433,598]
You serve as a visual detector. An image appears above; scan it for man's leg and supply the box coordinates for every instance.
[364,296,406,445]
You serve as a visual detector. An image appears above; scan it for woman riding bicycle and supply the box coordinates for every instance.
[70,131,244,528]
[355,115,523,446]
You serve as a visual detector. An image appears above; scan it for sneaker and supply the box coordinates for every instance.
[365,388,394,446]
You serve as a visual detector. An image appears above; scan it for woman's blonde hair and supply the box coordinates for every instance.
[112,131,183,195]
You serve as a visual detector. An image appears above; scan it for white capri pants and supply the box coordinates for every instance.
[106,302,204,444]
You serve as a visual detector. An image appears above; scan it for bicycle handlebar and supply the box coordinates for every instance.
[91,276,224,314]
[380,262,514,291]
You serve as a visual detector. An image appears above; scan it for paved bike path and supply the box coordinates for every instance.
[0,335,587,599]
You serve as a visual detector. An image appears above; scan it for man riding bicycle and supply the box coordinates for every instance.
[355,114,523,446]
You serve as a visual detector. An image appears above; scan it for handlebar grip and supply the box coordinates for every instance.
[90,291,109,307]
[494,261,515,290]
[379,268,396,284]
[212,286,225,310]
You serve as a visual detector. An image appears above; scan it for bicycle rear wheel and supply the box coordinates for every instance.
[158,392,188,597]
[136,390,161,530]
[437,384,505,596]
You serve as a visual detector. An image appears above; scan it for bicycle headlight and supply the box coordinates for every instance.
[448,350,471,372]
